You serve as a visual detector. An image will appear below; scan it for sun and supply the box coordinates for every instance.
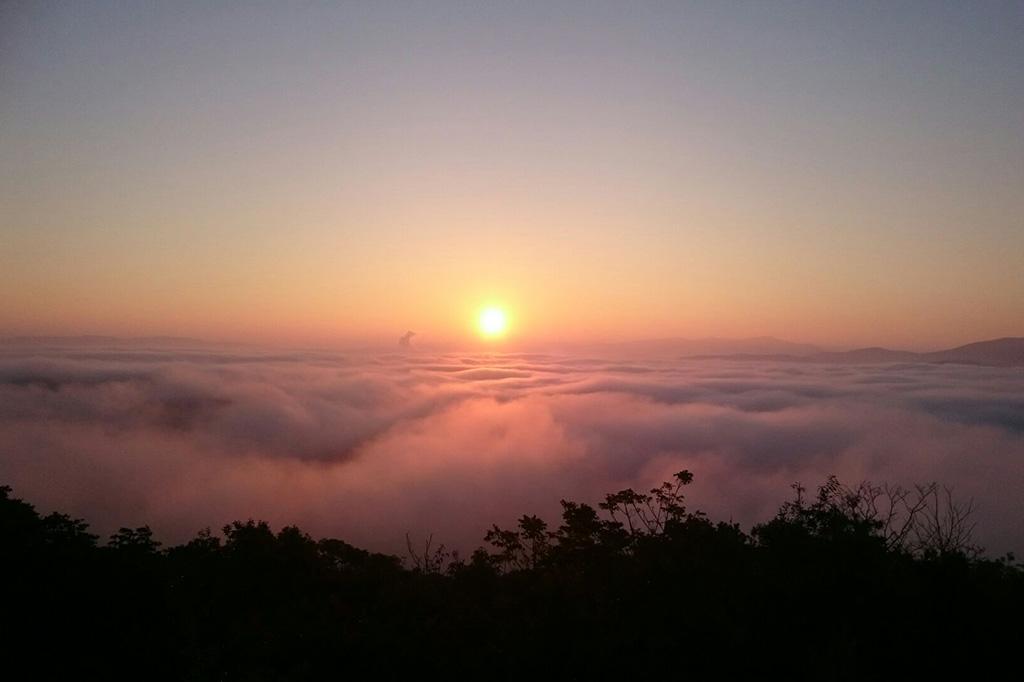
[478,307,508,338]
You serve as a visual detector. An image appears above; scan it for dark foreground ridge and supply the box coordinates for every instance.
[2,474,1022,680]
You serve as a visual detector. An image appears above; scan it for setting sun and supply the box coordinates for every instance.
[478,307,508,338]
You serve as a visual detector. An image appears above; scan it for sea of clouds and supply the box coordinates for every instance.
[1,343,1022,555]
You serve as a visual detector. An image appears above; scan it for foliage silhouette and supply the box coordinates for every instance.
[1,474,1021,680]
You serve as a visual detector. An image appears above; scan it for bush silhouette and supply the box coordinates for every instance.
[1,475,1021,680]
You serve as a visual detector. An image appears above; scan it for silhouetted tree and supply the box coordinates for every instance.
[2,473,1021,680]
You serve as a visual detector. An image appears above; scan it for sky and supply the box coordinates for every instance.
[2,1,1022,349]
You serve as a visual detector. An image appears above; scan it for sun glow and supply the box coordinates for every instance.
[478,307,508,338]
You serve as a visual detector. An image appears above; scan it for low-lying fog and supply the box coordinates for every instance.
[2,343,1022,555]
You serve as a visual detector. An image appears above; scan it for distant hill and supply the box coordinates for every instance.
[4,334,1022,366]
[692,337,1024,367]
[812,347,921,363]
[0,335,207,347]
[593,336,823,358]
[922,337,1024,367]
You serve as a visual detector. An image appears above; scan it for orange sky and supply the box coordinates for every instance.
[2,3,1022,351]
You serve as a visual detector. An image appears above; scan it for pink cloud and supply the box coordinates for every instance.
[1,346,1022,555]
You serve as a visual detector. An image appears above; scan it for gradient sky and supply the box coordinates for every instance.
[2,1,1022,349]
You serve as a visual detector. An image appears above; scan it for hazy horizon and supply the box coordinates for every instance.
[4,330,1024,356]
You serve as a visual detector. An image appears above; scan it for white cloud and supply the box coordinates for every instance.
[2,345,1022,555]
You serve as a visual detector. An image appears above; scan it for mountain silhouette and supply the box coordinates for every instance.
[691,337,1024,367]
[589,336,824,357]
[922,337,1024,366]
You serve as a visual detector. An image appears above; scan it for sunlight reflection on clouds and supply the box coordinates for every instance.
[1,345,1022,555]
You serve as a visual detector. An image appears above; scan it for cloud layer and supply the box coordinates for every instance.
[2,344,1022,555]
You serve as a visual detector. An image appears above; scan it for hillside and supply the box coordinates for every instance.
[689,337,1024,367]
[923,337,1024,366]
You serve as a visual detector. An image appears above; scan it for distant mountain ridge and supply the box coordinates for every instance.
[3,334,1022,366]
[691,337,1024,367]
[921,337,1024,366]
[590,336,824,357]
[0,335,207,347]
